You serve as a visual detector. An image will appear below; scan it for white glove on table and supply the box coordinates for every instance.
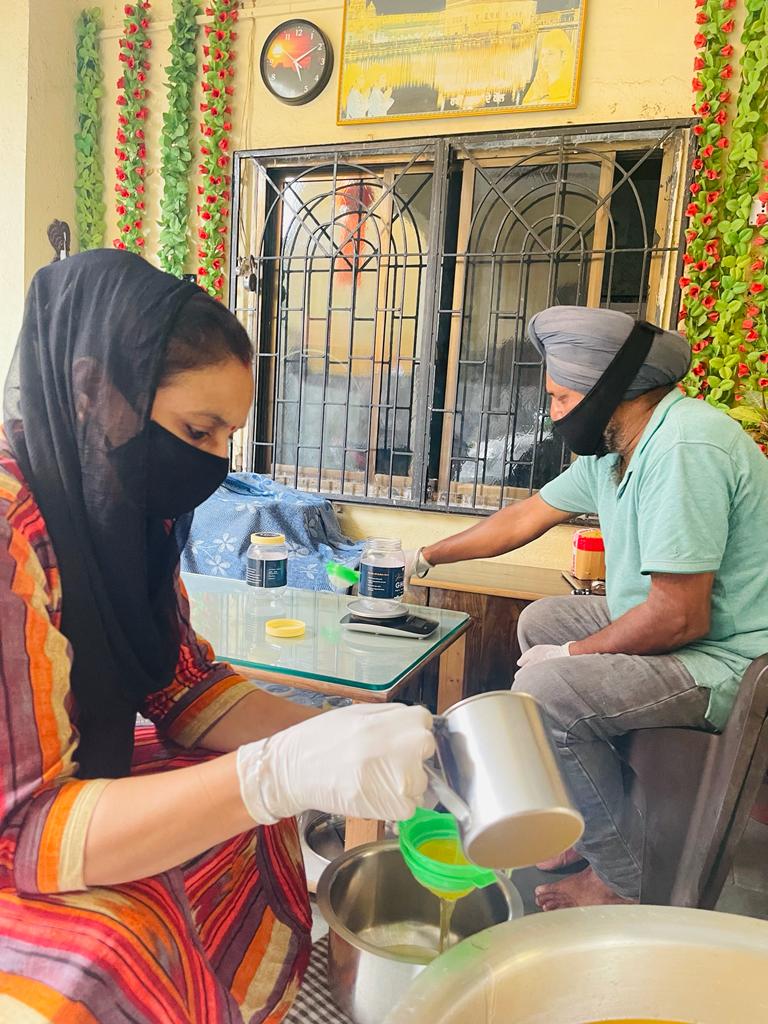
[517,643,572,669]
[236,703,435,824]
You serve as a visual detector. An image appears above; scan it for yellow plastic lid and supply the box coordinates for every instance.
[250,533,286,545]
[265,618,305,638]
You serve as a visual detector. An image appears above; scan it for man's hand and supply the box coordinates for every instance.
[517,643,572,668]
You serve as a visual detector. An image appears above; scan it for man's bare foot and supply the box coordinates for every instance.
[534,866,637,912]
[536,847,586,872]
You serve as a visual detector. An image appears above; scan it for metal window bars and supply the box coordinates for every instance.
[230,121,690,513]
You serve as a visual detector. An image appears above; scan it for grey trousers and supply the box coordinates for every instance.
[513,596,714,900]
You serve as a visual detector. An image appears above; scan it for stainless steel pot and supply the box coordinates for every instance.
[384,905,768,1023]
[428,691,584,868]
[317,840,523,1024]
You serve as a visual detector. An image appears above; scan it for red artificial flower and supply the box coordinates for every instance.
[199,229,209,240]
[201,209,211,221]
[720,44,734,57]
[116,129,127,144]
[688,285,701,299]
[722,19,735,32]
[116,94,127,106]
[202,63,210,74]
[738,362,751,377]
[723,0,737,8]
[683,254,695,266]
[217,156,229,168]
[718,90,731,103]
[695,12,708,24]
[760,444,768,455]
[698,102,711,116]
[743,318,756,329]
[750,282,766,294]
[702,295,716,310]
[140,18,149,29]
[223,121,232,131]
[114,148,127,161]
[752,260,766,272]
[137,183,145,194]
[126,22,138,34]
[686,203,699,217]
[124,4,135,13]
[138,144,146,159]
[720,65,733,79]
[707,311,719,323]
[714,110,728,125]
[707,190,721,204]
[694,33,707,48]
[116,168,127,181]
[214,275,225,291]
[137,71,146,83]
[127,57,135,70]
[679,276,691,288]
[143,39,152,48]
[716,138,729,149]
[738,344,748,353]
[759,379,768,390]
[701,144,715,158]
[121,223,131,234]
[702,214,714,227]
[748,303,761,315]
[746,330,760,342]
[757,214,768,228]
[226,86,234,96]
[116,204,126,216]
[690,182,702,195]
[692,158,704,171]
[692,340,707,353]
[200,145,210,155]
[705,168,720,181]
[218,70,227,80]
[136,107,148,120]
[693,56,705,71]
[118,114,128,126]
[198,266,208,276]
[114,239,127,250]
[692,124,705,137]
[136,201,145,211]
[692,362,706,377]
[705,241,719,256]
[760,353,768,364]
[218,139,228,152]
[135,128,145,140]
[695,260,709,272]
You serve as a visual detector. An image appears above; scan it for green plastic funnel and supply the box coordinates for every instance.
[399,807,495,900]
[326,561,360,591]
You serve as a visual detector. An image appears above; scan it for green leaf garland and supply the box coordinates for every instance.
[197,0,238,299]
[159,0,200,277]
[113,1,152,253]
[75,8,106,251]
[681,0,768,454]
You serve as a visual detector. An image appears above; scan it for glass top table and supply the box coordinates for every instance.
[183,573,471,705]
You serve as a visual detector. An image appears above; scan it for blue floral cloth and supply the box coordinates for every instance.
[182,473,362,591]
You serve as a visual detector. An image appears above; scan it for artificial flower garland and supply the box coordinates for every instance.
[75,8,106,251]
[197,0,239,299]
[159,0,200,277]
[113,1,152,253]
[681,0,768,452]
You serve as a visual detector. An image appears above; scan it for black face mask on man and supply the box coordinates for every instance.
[144,420,229,518]
[551,321,662,457]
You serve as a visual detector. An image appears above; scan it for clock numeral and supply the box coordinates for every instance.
[270,73,276,81]
[314,74,319,82]
[304,85,309,92]
[296,26,303,36]
[310,32,315,40]
[320,57,325,66]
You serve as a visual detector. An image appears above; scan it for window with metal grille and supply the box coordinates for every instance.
[231,122,689,513]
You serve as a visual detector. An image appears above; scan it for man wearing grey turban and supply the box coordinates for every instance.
[408,305,768,911]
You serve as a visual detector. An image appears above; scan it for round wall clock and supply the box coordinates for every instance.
[260,20,334,106]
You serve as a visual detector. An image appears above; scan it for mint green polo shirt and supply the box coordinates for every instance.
[539,390,768,729]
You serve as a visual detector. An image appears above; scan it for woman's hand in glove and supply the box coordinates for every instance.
[236,703,435,824]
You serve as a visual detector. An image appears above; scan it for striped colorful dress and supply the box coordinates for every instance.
[0,441,312,1022]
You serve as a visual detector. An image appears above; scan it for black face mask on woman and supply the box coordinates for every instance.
[552,320,662,457]
[146,420,229,519]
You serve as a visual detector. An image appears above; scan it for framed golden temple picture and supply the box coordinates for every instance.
[337,0,587,125]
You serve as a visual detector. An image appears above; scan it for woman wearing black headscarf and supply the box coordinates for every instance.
[0,250,433,1021]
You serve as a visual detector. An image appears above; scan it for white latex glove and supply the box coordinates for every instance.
[236,703,435,824]
[403,548,419,582]
[517,642,572,669]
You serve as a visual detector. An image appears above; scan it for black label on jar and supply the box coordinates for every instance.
[359,563,404,600]
[246,557,287,588]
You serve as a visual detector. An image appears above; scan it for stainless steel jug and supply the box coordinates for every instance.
[425,691,584,869]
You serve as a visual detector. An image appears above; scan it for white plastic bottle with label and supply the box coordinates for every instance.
[357,537,405,616]
[246,533,288,594]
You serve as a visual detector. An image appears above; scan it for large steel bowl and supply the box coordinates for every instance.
[317,840,523,1024]
[384,905,768,1023]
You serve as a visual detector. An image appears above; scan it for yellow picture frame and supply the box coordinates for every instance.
[337,0,587,126]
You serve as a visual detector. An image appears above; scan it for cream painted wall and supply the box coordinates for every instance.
[0,0,81,389]
[0,5,30,388]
